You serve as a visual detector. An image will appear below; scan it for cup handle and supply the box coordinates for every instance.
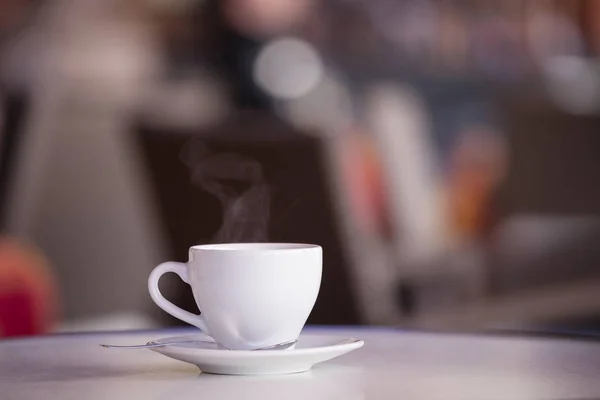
[148,262,210,335]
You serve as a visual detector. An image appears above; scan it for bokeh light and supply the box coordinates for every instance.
[253,37,323,100]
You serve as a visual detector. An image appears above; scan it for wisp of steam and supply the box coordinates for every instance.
[180,140,270,243]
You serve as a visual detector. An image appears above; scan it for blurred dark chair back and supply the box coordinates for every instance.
[135,113,360,326]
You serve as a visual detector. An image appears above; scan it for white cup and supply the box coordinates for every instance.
[148,243,322,350]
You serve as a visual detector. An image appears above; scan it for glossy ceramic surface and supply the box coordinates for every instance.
[148,243,322,350]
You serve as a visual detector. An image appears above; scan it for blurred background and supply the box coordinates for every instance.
[1,0,600,337]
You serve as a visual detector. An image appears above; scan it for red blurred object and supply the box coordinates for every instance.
[0,237,58,337]
[0,291,36,336]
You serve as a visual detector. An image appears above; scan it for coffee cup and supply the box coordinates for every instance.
[148,243,322,350]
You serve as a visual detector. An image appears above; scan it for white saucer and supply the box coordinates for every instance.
[149,334,364,375]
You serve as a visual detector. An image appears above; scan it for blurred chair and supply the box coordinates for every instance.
[135,111,360,326]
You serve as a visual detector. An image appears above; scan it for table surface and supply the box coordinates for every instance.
[2,327,600,400]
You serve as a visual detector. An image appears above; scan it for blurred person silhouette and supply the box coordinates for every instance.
[0,0,59,337]
[0,97,58,337]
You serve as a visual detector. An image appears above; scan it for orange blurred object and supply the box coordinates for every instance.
[341,130,388,236]
[0,237,59,337]
[446,127,507,238]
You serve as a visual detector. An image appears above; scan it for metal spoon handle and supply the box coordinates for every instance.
[100,340,213,349]
[100,339,297,351]
[254,339,297,350]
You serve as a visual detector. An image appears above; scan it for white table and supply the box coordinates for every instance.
[2,327,600,400]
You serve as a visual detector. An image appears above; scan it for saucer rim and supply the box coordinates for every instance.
[148,334,364,358]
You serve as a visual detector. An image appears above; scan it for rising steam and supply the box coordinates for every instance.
[181,141,270,243]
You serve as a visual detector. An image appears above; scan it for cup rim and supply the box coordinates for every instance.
[190,243,321,252]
